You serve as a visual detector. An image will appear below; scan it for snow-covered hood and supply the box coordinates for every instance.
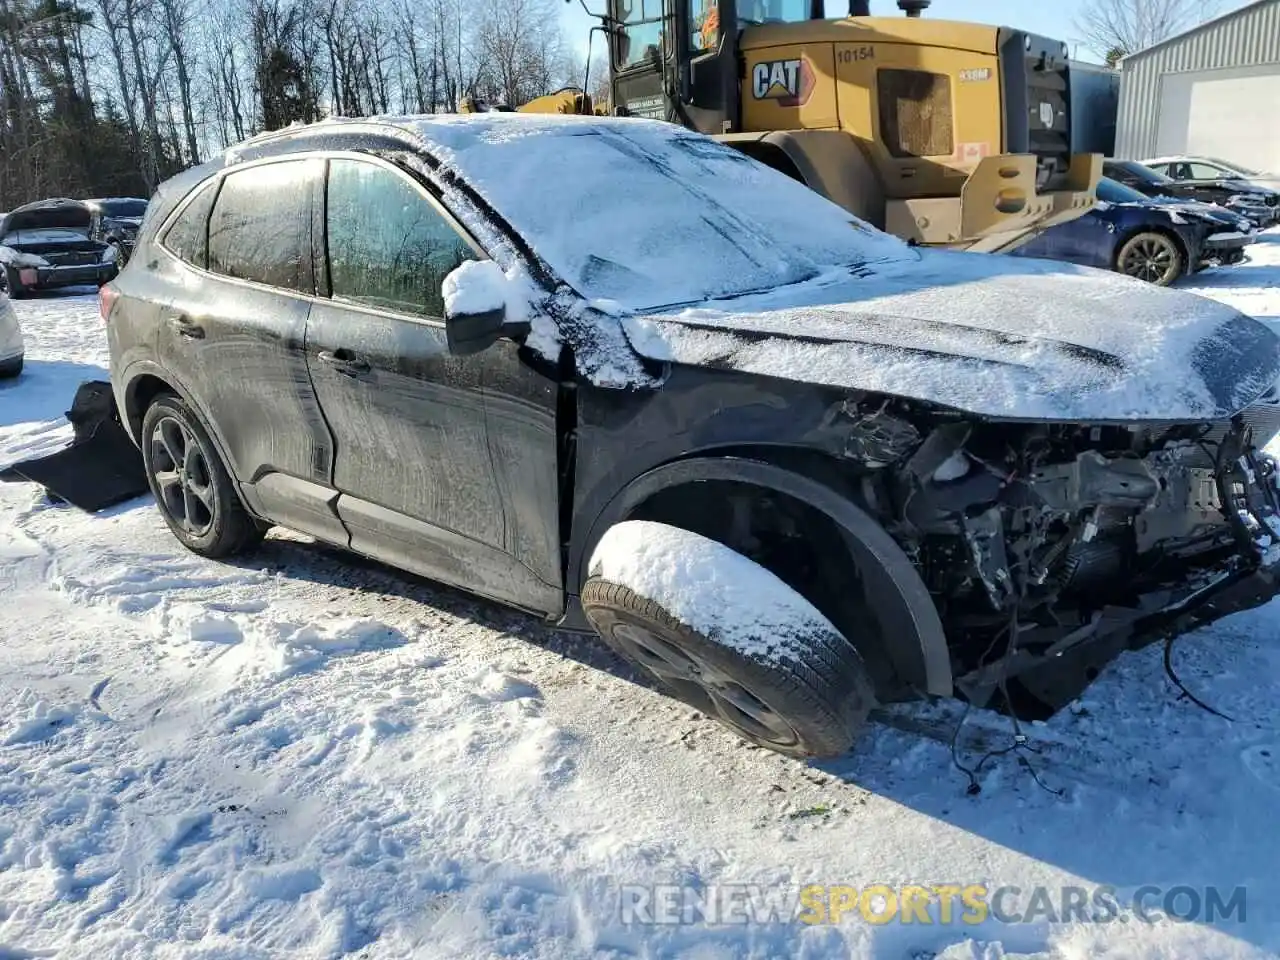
[622,250,1280,423]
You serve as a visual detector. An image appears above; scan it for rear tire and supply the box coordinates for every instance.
[140,393,263,559]
[581,523,875,759]
[0,355,22,379]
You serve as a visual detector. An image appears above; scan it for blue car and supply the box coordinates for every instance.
[1011,177,1255,286]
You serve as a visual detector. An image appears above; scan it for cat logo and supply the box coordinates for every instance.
[751,58,816,107]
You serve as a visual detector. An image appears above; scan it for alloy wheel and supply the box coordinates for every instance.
[610,622,801,749]
[1121,235,1178,284]
[149,415,216,537]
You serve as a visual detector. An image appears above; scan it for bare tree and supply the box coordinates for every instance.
[1076,0,1224,60]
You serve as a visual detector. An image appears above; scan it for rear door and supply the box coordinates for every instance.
[306,154,561,614]
[154,157,343,543]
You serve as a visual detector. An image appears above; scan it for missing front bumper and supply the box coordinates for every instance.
[957,427,1280,711]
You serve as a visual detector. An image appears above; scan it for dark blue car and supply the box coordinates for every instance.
[1011,178,1255,286]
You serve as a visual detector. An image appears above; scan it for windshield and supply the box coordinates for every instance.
[442,118,909,312]
[1203,157,1259,176]
[99,199,147,218]
[1097,178,1150,204]
[1113,161,1172,185]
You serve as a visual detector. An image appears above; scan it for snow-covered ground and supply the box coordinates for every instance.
[3,241,1280,959]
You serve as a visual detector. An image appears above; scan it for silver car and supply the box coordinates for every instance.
[0,290,23,378]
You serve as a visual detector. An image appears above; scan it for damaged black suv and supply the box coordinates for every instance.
[104,115,1280,759]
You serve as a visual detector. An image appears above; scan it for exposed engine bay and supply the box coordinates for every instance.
[851,396,1280,714]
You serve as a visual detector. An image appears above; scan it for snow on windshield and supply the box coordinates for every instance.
[410,115,911,312]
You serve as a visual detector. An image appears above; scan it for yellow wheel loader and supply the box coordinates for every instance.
[602,0,1101,252]
[461,89,608,116]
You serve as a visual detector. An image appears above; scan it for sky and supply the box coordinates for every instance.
[558,0,1254,65]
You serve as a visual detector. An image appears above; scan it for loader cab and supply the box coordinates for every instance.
[610,0,825,133]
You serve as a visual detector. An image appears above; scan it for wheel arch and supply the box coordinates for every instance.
[571,453,952,698]
[120,364,244,486]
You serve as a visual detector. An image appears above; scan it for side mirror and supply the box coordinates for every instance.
[442,260,529,356]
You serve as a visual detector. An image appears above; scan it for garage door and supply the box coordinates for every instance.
[1157,64,1280,173]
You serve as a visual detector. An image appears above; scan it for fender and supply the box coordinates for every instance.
[568,455,953,698]
[116,359,268,519]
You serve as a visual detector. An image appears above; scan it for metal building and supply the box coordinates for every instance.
[1115,0,1280,170]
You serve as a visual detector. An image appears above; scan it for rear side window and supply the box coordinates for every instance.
[879,69,954,159]
[208,161,314,292]
[161,180,218,267]
[325,158,476,318]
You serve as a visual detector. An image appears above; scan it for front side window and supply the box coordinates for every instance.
[207,161,314,292]
[325,158,476,318]
[614,0,664,67]
[879,69,954,159]
[1189,162,1227,180]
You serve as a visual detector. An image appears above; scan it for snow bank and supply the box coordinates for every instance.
[588,520,846,662]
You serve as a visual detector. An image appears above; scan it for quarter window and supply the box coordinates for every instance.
[324,158,475,318]
[878,68,954,159]
[207,160,314,292]
[161,180,218,268]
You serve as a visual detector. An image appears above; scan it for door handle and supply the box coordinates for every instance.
[316,349,370,377]
[166,314,205,340]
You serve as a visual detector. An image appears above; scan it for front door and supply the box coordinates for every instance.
[306,155,560,614]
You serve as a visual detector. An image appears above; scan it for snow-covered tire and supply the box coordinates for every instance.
[141,393,263,559]
[581,521,875,759]
[0,355,21,379]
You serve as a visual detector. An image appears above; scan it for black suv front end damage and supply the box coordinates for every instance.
[857,395,1280,714]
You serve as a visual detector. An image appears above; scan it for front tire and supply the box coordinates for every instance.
[0,267,29,299]
[1116,231,1185,286]
[140,393,262,559]
[0,355,22,379]
[582,522,875,758]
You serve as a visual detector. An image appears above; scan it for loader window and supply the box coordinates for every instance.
[615,0,665,67]
[738,0,819,25]
[878,69,954,160]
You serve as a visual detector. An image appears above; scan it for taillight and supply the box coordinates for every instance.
[99,284,120,322]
